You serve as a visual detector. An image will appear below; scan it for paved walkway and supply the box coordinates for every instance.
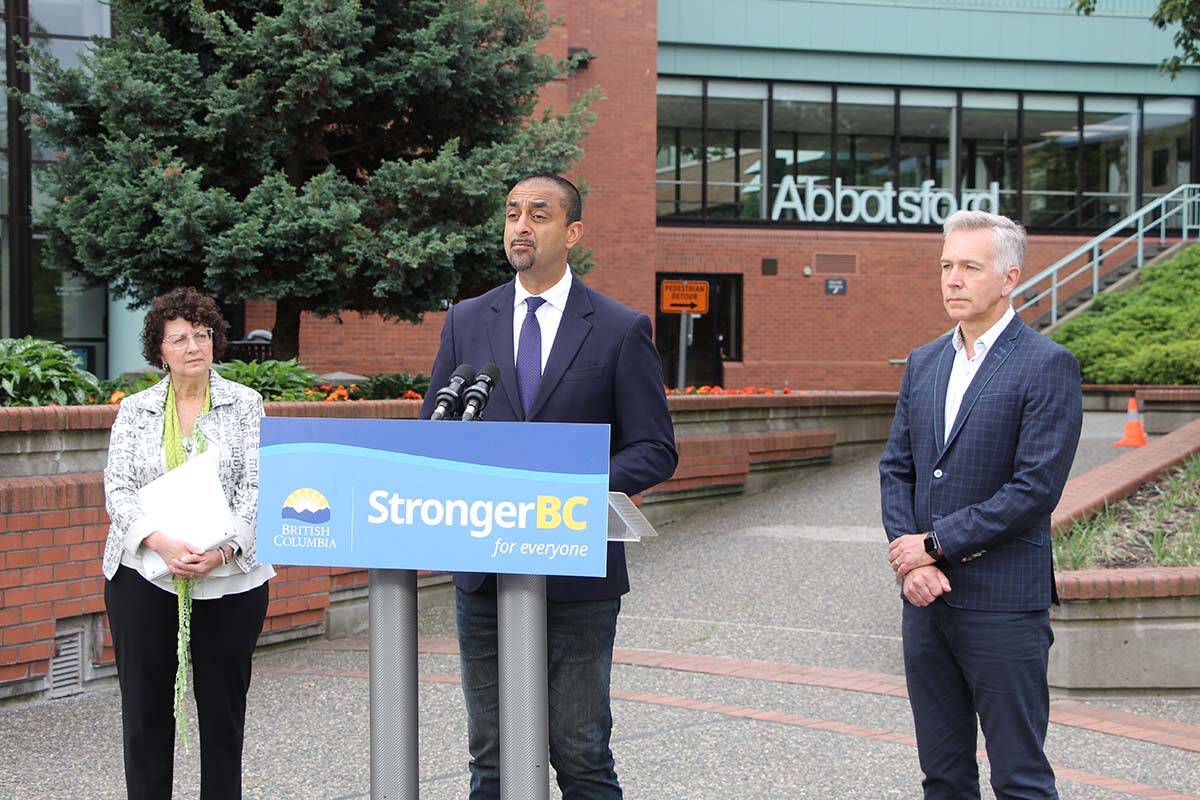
[3,413,1198,799]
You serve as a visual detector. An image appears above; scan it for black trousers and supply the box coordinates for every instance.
[105,566,269,800]
[903,599,1057,800]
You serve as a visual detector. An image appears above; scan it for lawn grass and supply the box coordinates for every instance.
[1053,453,1200,570]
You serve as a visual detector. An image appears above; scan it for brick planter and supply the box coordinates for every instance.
[1138,387,1200,436]
[1049,418,1200,691]
[1050,569,1200,691]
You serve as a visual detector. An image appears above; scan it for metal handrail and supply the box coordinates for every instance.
[1014,183,1200,326]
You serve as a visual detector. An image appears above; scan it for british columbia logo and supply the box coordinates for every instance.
[281,488,331,524]
[276,488,336,548]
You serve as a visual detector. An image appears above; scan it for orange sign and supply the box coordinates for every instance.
[659,280,709,314]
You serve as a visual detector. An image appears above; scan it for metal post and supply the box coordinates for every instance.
[1137,225,1144,269]
[1051,276,1059,326]
[370,569,420,800]
[497,573,550,800]
[1092,244,1100,297]
[675,312,688,390]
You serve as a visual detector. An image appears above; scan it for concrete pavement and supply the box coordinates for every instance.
[3,412,1198,799]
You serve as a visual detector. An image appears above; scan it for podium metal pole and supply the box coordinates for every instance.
[497,573,550,800]
[369,568,420,800]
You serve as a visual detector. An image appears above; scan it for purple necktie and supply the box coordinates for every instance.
[517,296,547,418]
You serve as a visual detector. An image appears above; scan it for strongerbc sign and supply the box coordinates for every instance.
[660,280,710,314]
[256,418,611,577]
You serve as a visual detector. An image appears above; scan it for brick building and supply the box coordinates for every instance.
[4,1,1199,390]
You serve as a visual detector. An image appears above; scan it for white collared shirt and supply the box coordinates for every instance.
[944,304,1015,444]
[513,268,573,373]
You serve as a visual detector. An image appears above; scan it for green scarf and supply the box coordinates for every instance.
[162,377,212,751]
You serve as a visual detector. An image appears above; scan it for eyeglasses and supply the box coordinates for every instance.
[163,328,214,350]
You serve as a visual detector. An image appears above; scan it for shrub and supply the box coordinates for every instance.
[1051,244,1200,384]
[0,337,100,407]
[215,359,318,401]
[98,372,162,404]
[359,371,430,400]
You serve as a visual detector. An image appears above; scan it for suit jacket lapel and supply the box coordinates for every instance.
[526,279,594,421]
[942,315,1024,455]
[486,282,523,420]
[932,335,954,454]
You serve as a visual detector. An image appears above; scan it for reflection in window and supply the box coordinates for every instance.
[1081,97,1137,227]
[837,87,894,189]
[30,0,110,37]
[1142,98,1193,206]
[31,239,106,369]
[1023,95,1080,228]
[705,82,765,219]
[770,85,832,222]
[961,92,1019,218]
[29,37,94,160]
[899,89,955,189]
[656,79,703,218]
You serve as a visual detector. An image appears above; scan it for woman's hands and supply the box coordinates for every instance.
[144,531,224,578]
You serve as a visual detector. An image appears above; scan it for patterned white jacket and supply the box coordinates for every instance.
[102,370,265,580]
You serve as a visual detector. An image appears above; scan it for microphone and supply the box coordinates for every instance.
[460,363,501,422]
[430,363,476,420]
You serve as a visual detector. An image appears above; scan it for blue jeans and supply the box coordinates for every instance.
[456,582,622,800]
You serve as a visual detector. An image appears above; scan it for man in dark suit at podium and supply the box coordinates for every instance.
[420,174,677,799]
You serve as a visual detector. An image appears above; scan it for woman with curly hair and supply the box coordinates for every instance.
[102,287,274,800]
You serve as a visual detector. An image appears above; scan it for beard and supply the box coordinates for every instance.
[506,245,536,272]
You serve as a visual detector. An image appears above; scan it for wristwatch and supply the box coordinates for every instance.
[923,533,942,559]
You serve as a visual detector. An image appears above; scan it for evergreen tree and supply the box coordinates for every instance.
[18,0,594,359]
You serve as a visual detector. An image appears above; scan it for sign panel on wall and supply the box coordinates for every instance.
[772,178,1001,225]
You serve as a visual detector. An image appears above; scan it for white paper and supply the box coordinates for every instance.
[136,447,237,580]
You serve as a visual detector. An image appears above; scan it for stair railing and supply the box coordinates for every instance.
[1014,183,1200,326]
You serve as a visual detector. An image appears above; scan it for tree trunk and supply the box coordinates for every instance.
[272,297,303,362]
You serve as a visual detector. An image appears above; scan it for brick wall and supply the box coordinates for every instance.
[656,227,1095,391]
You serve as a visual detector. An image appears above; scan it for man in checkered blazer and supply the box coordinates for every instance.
[879,210,1083,799]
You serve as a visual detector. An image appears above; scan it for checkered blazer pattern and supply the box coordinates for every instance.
[879,315,1083,612]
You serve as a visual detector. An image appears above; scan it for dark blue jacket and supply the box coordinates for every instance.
[420,276,678,601]
[879,315,1082,612]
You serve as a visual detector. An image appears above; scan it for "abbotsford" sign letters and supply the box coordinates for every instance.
[771,177,1001,225]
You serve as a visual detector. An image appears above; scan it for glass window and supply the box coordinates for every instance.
[704,81,766,219]
[837,87,894,190]
[656,79,703,219]
[1022,94,1080,228]
[30,0,111,37]
[899,89,955,190]
[769,85,832,222]
[1081,97,1137,227]
[1,226,9,339]
[30,37,94,160]
[961,92,1019,218]
[1142,98,1193,203]
[31,238,107,370]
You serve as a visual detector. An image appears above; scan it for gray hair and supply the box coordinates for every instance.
[942,210,1026,274]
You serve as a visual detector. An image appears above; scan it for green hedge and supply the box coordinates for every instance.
[1050,245,1200,384]
[0,338,429,406]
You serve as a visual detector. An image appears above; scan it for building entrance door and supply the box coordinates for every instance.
[654,273,741,389]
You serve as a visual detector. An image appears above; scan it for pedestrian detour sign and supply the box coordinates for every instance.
[659,280,709,314]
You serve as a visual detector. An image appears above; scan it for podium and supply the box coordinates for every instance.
[256,419,658,800]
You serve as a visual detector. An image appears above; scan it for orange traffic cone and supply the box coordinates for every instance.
[1114,397,1148,447]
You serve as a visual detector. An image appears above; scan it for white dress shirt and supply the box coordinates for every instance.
[512,268,573,372]
[944,304,1015,444]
